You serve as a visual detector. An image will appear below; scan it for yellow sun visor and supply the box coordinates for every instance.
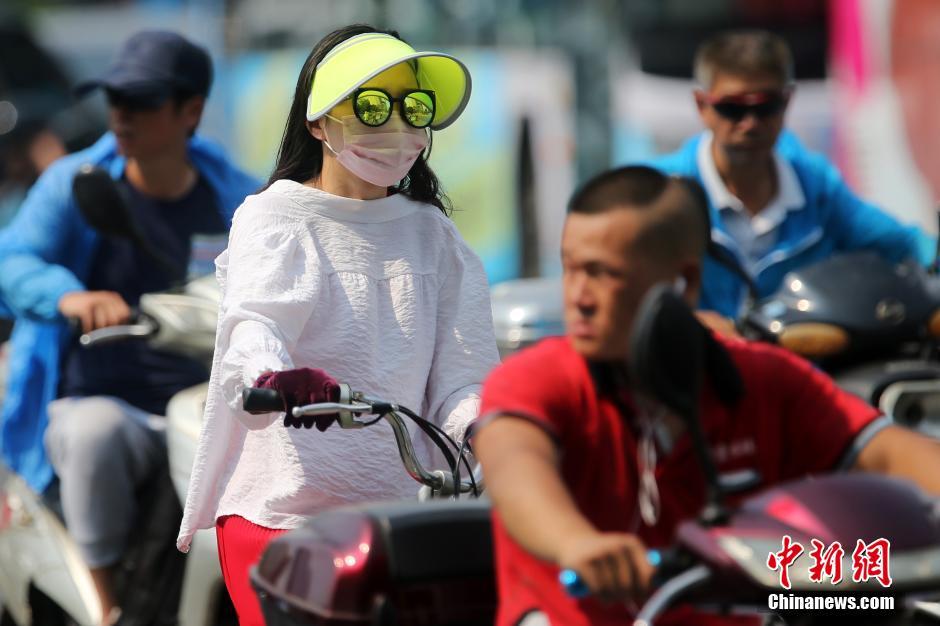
[306,32,472,131]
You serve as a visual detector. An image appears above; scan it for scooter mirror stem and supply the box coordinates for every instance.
[931,207,940,275]
[628,286,733,526]
[682,408,729,526]
[699,495,729,526]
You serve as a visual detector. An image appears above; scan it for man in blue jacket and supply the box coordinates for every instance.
[646,29,934,319]
[0,31,258,622]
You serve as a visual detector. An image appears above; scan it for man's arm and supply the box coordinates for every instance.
[821,156,935,266]
[853,424,940,496]
[0,159,86,320]
[423,236,500,444]
[475,416,653,601]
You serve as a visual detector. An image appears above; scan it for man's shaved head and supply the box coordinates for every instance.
[567,165,710,270]
[562,166,710,360]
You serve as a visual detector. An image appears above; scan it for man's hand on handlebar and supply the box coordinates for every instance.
[254,367,341,430]
[558,531,654,605]
[59,290,131,334]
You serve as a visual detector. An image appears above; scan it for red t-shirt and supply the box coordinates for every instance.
[478,336,881,626]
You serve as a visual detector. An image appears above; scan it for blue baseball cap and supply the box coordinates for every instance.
[75,31,212,105]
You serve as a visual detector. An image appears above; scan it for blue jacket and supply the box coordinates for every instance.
[646,131,935,318]
[0,132,259,492]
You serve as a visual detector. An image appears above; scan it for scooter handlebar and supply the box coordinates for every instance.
[241,386,374,417]
[77,311,156,347]
[559,549,662,599]
[240,386,477,497]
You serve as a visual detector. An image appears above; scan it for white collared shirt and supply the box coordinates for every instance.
[698,132,806,271]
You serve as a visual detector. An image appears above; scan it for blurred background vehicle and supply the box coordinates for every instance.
[0,13,104,222]
[0,275,236,626]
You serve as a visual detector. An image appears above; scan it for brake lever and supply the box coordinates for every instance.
[288,384,383,429]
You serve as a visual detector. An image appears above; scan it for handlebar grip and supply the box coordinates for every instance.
[559,569,590,599]
[242,388,284,414]
[559,550,662,599]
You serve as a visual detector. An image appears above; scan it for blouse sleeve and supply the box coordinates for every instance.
[424,231,500,442]
[215,200,319,429]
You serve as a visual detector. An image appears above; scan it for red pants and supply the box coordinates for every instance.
[216,515,288,626]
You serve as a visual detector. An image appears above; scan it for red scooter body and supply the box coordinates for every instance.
[667,473,940,610]
[250,500,495,626]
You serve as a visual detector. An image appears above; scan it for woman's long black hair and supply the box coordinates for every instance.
[266,24,451,215]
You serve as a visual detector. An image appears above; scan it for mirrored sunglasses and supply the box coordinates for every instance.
[350,88,436,129]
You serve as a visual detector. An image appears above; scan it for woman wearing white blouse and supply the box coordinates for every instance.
[177,25,499,626]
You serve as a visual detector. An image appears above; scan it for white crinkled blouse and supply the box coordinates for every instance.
[177,179,499,551]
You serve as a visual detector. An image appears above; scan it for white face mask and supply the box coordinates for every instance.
[322,114,430,187]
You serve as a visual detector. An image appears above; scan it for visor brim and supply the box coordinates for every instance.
[306,49,471,131]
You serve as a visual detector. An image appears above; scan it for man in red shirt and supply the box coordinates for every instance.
[473,165,940,626]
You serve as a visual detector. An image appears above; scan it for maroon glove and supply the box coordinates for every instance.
[254,367,340,431]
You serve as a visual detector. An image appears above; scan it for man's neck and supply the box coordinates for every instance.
[711,142,777,217]
[125,145,197,201]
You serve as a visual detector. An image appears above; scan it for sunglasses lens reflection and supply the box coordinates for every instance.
[403,91,434,128]
[354,90,393,126]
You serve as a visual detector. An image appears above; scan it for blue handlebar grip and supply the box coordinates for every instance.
[559,550,662,598]
[559,569,589,598]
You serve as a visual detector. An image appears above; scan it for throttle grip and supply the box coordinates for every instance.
[242,388,284,414]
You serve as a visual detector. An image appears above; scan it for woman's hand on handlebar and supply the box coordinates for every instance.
[254,367,340,430]
[59,290,131,334]
[558,531,654,604]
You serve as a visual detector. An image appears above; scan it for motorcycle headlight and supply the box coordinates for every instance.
[777,323,849,358]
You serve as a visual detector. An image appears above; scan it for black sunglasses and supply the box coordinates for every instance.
[105,89,167,112]
[348,88,436,129]
[706,93,789,122]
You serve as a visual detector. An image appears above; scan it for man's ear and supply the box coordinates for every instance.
[182,96,206,135]
[693,89,708,115]
[307,119,326,141]
[680,262,702,307]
